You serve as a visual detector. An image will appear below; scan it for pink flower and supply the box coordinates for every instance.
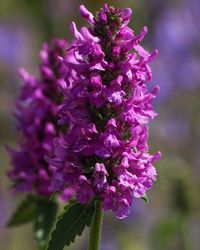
[49,5,161,218]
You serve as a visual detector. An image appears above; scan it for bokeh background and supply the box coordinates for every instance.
[0,0,200,249]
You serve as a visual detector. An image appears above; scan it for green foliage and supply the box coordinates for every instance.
[7,195,37,227]
[150,212,194,250]
[8,195,58,249]
[34,199,58,249]
[47,200,95,250]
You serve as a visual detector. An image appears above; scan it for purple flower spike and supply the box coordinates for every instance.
[8,39,70,197]
[49,4,161,219]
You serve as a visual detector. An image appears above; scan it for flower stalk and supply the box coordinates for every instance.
[88,200,103,250]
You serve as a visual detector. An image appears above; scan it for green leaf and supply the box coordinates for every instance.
[34,199,58,250]
[141,193,149,203]
[47,200,95,250]
[7,195,37,227]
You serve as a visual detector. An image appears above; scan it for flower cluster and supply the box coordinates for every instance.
[49,4,161,219]
[8,39,68,197]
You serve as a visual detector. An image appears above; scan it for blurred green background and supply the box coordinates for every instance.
[0,0,200,249]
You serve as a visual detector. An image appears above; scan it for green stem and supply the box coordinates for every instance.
[88,200,103,250]
[180,216,191,250]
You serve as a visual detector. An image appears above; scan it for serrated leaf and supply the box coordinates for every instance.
[33,199,58,250]
[47,201,95,250]
[141,193,149,203]
[7,195,37,227]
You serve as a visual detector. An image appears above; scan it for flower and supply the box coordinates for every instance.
[49,4,161,219]
[7,39,69,197]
